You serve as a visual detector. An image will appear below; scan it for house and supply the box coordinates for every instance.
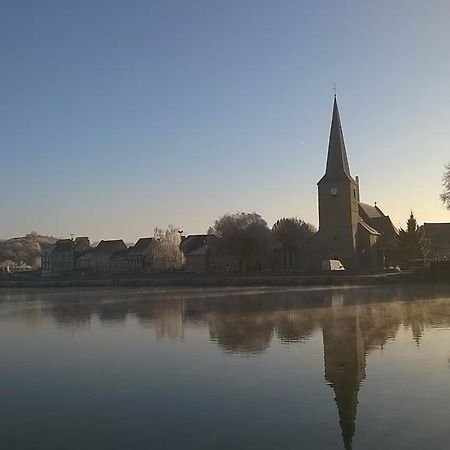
[41,237,91,276]
[423,223,450,260]
[111,238,157,274]
[76,240,127,274]
[180,234,239,273]
[180,235,209,273]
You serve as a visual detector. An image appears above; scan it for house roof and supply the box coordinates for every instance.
[127,237,154,255]
[423,222,450,235]
[52,237,91,255]
[423,223,450,251]
[94,240,127,256]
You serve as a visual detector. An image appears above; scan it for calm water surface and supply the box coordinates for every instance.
[1,284,450,450]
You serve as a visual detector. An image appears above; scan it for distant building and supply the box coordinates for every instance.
[76,240,127,274]
[180,235,209,273]
[423,223,450,260]
[306,97,398,271]
[180,234,239,273]
[111,238,157,274]
[41,237,91,276]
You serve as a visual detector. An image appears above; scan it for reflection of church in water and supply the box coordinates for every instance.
[38,287,450,450]
[322,294,366,450]
[197,289,437,450]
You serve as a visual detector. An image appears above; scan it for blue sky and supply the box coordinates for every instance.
[1,0,449,241]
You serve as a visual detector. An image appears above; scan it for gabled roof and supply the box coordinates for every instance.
[370,216,399,239]
[359,203,384,220]
[127,237,154,255]
[423,222,450,235]
[94,240,127,256]
[359,203,398,240]
[319,97,354,184]
[52,237,91,255]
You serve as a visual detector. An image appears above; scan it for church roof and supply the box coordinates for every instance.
[359,202,384,220]
[359,203,399,240]
[370,216,399,239]
[319,97,354,183]
[359,220,381,236]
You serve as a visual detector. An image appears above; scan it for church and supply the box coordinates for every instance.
[307,97,398,271]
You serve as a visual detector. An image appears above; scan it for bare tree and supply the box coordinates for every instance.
[153,225,182,271]
[441,163,450,210]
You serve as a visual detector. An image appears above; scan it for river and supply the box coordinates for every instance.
[1,284,450,449]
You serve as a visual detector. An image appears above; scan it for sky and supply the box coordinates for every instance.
[1,0,450,241]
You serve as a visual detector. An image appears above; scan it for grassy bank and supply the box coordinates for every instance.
[0,271,419,289]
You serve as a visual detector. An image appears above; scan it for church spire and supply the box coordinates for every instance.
[321,97,353,182]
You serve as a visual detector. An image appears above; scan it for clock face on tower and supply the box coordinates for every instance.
[330,187,338,196]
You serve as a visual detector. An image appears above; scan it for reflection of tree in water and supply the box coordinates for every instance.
[96,300,129,325]
[9,285,450,449]
[45,292,94,328]
[209,312,274,354]
[184,286,450,450]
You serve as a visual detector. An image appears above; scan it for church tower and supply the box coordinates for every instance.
[317,97,360,269]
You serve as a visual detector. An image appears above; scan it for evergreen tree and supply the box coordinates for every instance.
[398,212,430,265]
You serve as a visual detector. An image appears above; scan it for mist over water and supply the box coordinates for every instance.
[1,285,450,450]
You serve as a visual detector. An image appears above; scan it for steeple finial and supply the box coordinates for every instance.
[333,82,337,98]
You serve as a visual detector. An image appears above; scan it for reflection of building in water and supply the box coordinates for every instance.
[15,284,450,450]
[154,298,185,340]
[322,299,365,450]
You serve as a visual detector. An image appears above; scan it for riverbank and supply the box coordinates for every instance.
[0,270,422,289]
